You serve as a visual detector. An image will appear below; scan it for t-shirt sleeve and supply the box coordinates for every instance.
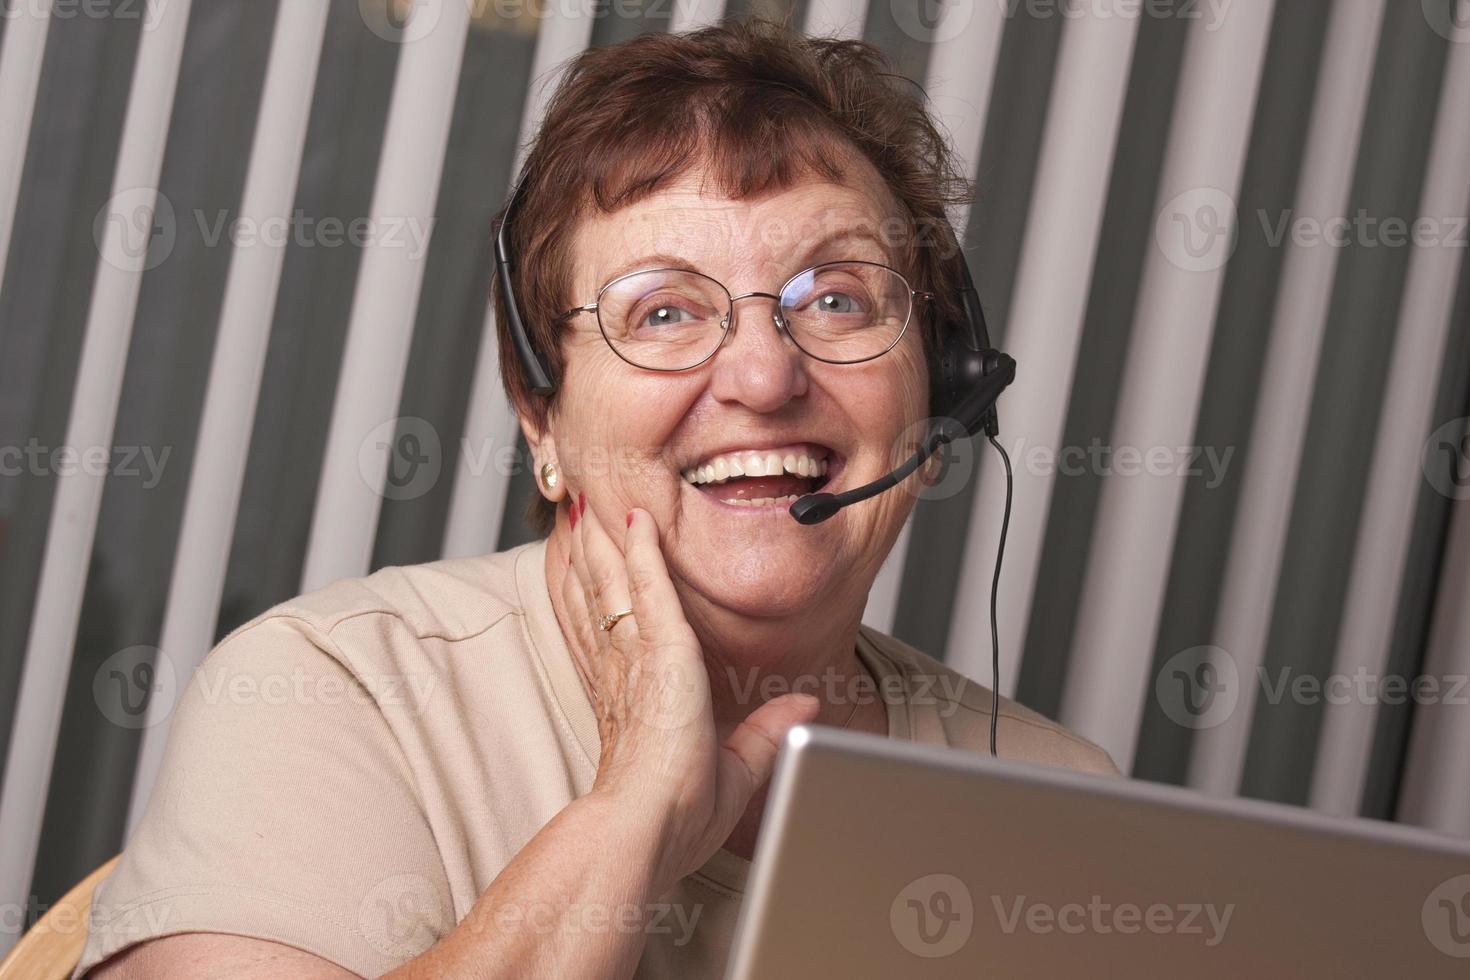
[74,615,456,978]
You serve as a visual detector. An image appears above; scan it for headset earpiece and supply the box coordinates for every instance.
[495,177,557,395]
[930,252,1004,438]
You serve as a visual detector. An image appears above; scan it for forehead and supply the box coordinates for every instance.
[569,162,906,289]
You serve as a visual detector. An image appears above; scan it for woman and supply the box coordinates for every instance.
[80,21,1115,980]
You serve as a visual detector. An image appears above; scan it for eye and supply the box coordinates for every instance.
[809,291,864,315]
[641,304,700,329]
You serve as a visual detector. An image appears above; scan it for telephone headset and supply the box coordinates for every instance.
[495,170,1017,756]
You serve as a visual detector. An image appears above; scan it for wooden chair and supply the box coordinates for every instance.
[0,857,120,980]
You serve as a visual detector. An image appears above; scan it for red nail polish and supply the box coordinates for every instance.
[626,510,634,528]
[578,491,586,513]
[568,500,578,529]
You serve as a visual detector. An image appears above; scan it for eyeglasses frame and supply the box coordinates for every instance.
[555,259,935,373]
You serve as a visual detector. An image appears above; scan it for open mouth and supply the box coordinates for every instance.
[681,444,840,509]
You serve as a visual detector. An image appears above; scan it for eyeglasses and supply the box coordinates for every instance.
[557,260,931,373]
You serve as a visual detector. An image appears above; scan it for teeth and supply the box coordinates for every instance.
[724,494,801,507]
[683,450,832,486]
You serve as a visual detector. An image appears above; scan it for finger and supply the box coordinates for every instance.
[559,557,600,694]
[578,497,639,648]
[714,693,820,822]
[567,494,617,640]
[621,508,698,655]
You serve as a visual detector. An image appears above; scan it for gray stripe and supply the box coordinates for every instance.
[894,4,1065,658]
[1365,216,1470,822]
[212,4,402,641]
[0,0,197,945]
[31,0,285,908]
[298,2,472,593]
[373,21,540,571]
[0,1,52,303]
[439,8,596,560]
[0,6,145,783]
[127,0,331,837]
[1241,1,1455,805]
[1311,9,1470,817]
[1145,0,1344,791]
[1016,12,1192,723]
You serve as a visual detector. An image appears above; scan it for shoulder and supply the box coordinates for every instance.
[201,542,545,688]
[859,625,1121,777]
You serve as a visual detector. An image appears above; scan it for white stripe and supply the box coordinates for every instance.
[802,0,867,38]
[0,0,52,301]
[441,9,595,560]
[670,0,725,33]
[1058,1,1277,771]
[1186,0,1385,799]
[944,11,1140,695]
[1311,25,1470,818]
[1397,494,1470,836]
[0,0,195,946]
[299,1,470,592]
[862,0,1006,633]
[123,0,332,837]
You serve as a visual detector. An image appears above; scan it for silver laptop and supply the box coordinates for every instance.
[726,725,1470,979]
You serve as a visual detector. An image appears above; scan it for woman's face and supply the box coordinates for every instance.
[535,162,931,623]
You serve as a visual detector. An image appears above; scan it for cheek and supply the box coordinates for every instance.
[844,339,929,439]
[555,354,698,490]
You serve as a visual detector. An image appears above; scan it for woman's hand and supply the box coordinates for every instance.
[562,494,819,893]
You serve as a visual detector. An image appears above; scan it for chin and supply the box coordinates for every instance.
[672,543,839,621]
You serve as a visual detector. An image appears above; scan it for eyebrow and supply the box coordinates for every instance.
[592,226,897,291]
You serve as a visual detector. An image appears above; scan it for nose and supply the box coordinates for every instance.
[708,291,809,413]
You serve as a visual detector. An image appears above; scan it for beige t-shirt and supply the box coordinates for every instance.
[75,537,1117,978]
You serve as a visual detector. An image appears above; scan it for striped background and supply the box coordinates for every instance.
[1,0,1468,940]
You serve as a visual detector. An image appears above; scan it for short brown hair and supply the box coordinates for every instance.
[494,18,973,536]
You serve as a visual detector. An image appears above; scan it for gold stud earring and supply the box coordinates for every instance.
[540,461,559,491]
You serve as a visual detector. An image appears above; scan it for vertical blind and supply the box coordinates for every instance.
[0,0,1467,942]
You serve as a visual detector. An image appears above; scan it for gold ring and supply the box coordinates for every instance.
[597,609,635,632]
